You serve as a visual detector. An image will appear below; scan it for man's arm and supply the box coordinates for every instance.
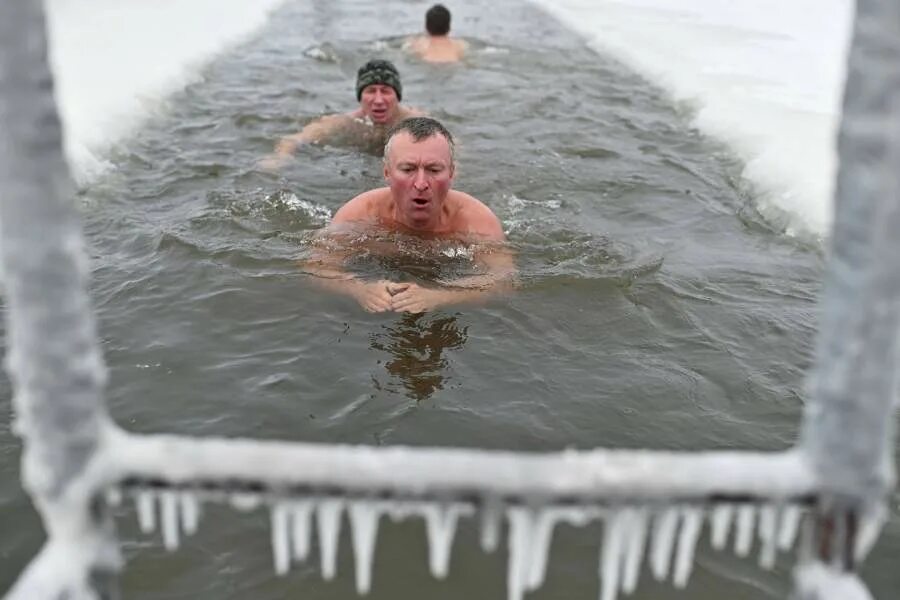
[300,191,397,312]
[301,229,397,313]
[303,248,396,313]
[447,204,514,289]
[389,243,516,313]
[257,115,345,171]
[306,237,515,314]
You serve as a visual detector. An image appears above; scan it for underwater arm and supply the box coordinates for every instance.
[301,210,397,312]
[390,244,517,313]
[302,246,396,313]
[257,116,342,171]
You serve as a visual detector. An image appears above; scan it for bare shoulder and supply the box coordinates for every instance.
[400,105,428,119]
[405,35,426,51]
[332,188,391,225]
[450,190,505,240]
[314,113,355,131]
[297,113,350,142]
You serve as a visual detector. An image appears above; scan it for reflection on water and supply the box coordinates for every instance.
[369,313,468,400]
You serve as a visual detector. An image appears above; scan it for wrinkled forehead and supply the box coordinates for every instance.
[387,132,453,164]
[362,83,396,95]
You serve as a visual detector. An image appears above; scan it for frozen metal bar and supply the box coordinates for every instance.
[0,0,120,598]
[797,0,900,595]
[799,0,900,532]
[112,431,818,504]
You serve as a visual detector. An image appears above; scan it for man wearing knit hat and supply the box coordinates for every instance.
[260,59,423,169]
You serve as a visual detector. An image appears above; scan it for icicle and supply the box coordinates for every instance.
[757,504,778,569]
[348,502,381,594]
[599,509,627,600]
[105,487,123,507]
[160,491,180,551]
[136,490,156,533]
[271,503,291,576]
[777,505,802,551]
[710,504,734,550]
[506,507,534,600]
[291,500,314,561]
[621,508,649,594]
[180,492,200,535]
[480,501,502,553]
[672,507,702,588]
[525,509,558,592]
[317,499,344,580]
[735,505,756,557]
[557,506,596,527]
[854,504,887,562]
[649,507,679,581]
[424,504,460,579]
[387,501,424,523]
[231,492,262,512]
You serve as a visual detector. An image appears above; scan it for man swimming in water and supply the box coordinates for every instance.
[406,4,468,64]
[307,117,513,313]
[260,59,424,169]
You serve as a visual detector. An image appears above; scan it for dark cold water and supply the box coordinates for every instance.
[1,0,898,598]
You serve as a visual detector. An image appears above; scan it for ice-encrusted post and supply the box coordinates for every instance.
[797,0,900,596]
[0,1,120,598]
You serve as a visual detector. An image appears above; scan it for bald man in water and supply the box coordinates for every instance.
[260,59,424,169]
[307,117,514,313]
[406,4,468,64]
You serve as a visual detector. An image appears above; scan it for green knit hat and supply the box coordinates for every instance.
[356,59,402,101]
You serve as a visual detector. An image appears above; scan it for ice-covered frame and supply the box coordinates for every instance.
[1,0,897,599]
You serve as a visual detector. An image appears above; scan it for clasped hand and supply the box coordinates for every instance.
[354,280,449,314]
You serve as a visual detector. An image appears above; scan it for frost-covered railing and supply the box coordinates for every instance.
[1,0,898,599]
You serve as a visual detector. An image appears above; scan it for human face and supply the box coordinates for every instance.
[360,84,399,124]
[384,132,455,230]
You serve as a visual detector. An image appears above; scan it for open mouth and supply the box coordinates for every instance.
[412,198,429,207]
